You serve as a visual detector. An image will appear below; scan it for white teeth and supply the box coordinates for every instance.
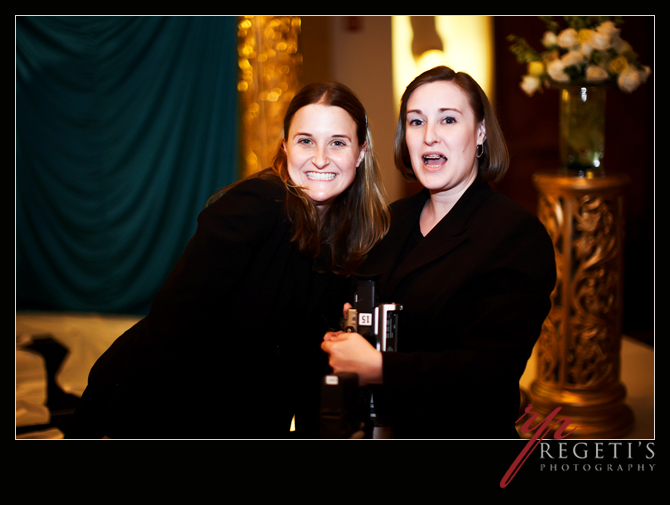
[423,154,447,166]
[306,172,336,181]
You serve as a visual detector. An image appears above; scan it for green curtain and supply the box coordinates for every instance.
[16,16,240,315]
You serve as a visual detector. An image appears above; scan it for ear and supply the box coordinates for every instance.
[356,141,368,168]
[477,120,487,144]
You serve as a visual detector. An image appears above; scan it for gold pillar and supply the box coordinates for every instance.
[530,172,633,438]
[237,16,302,179]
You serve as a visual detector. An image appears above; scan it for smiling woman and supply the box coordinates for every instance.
[284,103,366,218]
[271,81,389,276]
[69,81,389,439]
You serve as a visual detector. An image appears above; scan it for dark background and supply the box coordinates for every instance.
[491,16,654,346]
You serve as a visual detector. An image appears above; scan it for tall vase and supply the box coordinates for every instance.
[558,85,607,177]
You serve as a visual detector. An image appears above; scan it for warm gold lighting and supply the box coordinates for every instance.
[392,16,494,114]
[237,16,302,178]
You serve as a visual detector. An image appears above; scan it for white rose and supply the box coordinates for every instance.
[561,50,586,68]
[585,65,609,83]
[588,31,612,51]
[581,41,594,58]
[547,59,571,83]
[541,31,558,48]
[597,21,620,38]
[520,75,542,96]
[557,28,579,49]
[618,66,642,93]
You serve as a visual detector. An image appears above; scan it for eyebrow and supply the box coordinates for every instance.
[407,107,463,115]
[292,132,353,140]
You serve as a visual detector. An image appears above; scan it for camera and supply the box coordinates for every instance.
[320,276,402,438]
[343,276,402,352]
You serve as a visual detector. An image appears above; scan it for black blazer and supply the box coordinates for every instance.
[70,173,347,439]
[358,179,556,439]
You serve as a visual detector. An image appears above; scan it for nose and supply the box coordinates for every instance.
[424,121,438,145]
[312,146,330,168]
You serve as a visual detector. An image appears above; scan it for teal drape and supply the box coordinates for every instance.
[16,16,240,315]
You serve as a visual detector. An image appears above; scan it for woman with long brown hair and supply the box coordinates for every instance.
[70,81,389,439]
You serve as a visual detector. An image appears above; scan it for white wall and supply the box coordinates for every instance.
[328,16,404,202]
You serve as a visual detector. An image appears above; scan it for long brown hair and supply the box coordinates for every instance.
[210,81,390,276]
[394,66,509,183]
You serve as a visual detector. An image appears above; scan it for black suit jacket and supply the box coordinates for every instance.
[70,173,347,439]
[358,179,556,439]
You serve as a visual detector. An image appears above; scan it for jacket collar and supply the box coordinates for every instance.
[359,178,492,299]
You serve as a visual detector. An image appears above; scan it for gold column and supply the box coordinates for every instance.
[530,172,633,438]
[237,16,302,179]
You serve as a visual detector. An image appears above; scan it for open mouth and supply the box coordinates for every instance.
[423,154,447,167]
[306,172,336,181]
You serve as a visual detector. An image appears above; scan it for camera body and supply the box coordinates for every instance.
[344,277,402,352]
[320,277,402,438]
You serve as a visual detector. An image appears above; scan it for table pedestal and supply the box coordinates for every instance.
[528,172,633,438]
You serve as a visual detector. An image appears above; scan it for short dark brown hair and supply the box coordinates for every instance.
[394,66,509,183]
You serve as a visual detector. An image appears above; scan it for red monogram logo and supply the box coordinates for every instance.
[500,405,576,488]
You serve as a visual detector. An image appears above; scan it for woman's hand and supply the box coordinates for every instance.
[321,331,383,386]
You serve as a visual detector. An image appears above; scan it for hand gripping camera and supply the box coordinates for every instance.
[320,276,402,438]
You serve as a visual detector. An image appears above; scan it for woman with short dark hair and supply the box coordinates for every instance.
[323,66,556,439]
[394,65,509,184]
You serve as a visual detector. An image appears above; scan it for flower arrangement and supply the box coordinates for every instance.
[508,17,651,96]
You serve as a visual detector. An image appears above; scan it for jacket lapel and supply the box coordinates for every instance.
[365,180,493,298]
[356,190,425,298]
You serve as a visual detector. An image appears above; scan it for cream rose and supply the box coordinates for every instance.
[588,30,612,51]
[520,75,542,96]
[557,28,579,49]
[585,65,609,83]
[547,59,570,83]
[597,21,621,38]
[618,66,642,93]
[561,50,586,68]
[541,31,558,48]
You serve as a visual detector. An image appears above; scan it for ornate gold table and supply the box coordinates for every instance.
[528,172,634,438]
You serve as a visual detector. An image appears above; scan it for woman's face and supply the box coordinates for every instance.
[284,103,366,217]
[405,80,485,196]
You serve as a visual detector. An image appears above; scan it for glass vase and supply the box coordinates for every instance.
[558,85,606,177]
